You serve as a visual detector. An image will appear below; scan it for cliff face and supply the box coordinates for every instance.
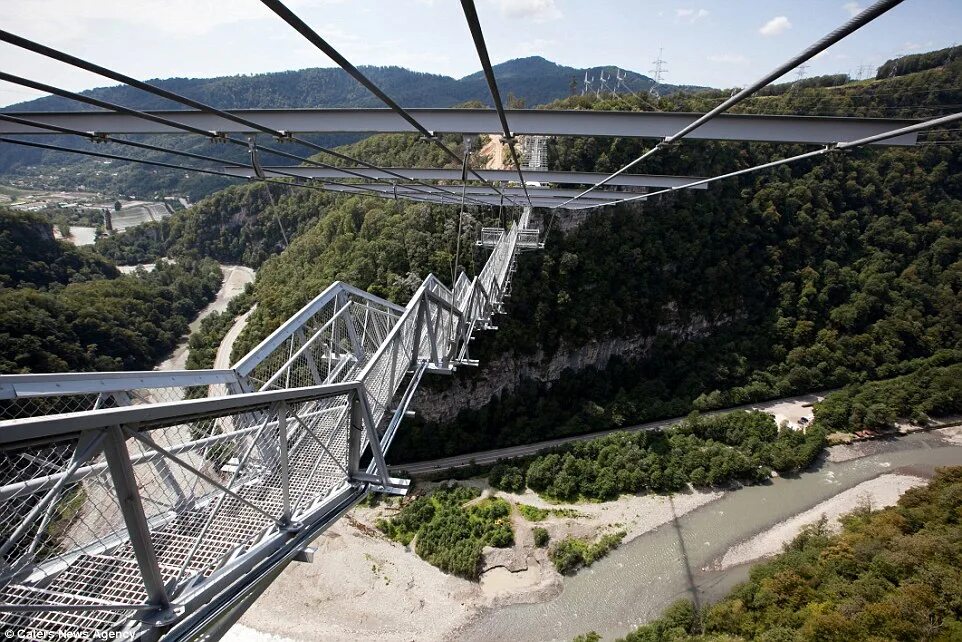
[413,311,715,424]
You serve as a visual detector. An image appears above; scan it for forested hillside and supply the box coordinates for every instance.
[72,49,962,459]
[0,208,118,287]
[0,207,222,372]
[394,52,962,460]
[0,56,687,198]
[604,465,962,642]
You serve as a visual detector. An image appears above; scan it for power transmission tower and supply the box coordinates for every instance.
[794,64,809,83]
[582,70,593,96]
[856,63,872,80]
[649,48,667,96]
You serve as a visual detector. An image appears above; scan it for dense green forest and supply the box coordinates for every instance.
[0,207,222,372]
[0,208,118,287]
[375,485,513,579]
[814,362,962,432]
[392,52,962,461]
[599,466,962,642]
[484,411,824,502]
[69,48,962,461]
[8,48,958,462]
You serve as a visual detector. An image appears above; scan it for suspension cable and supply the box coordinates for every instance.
[0,41,492,209]
[559,0,906,207]
[571,111,962,211]
[0,136,454,206]
[459,0,532,208]
[0,113,243,167]
[0,71,218,140]
[0,113,405,200]
[258,0,522,208]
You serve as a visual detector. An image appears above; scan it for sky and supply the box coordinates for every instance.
[1,0,960,107]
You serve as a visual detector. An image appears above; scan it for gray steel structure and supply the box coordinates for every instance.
[0,108,920,145]
[0,214,539,640]
[215,166,709,188]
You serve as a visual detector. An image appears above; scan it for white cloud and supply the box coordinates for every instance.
[3,0,339,40]
[675,8,709,23]
[759,16,791,37]
[842,2,863,17]
[707,53,749,64]
[496,0,562,22]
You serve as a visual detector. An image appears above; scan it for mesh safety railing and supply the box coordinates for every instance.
[0,209,537,639]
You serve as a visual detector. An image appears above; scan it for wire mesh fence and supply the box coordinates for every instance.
[0,388,356,637]
[0,208,533,637]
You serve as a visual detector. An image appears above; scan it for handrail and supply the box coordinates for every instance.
[0,370,240,400]
[0,381,360,447]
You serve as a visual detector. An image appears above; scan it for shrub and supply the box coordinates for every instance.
[533,526,550,547]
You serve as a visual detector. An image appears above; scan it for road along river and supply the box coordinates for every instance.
[156,265,254,372]
[456,428,962,642]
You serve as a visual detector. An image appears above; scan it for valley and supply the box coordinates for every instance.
[0,16,960,642]
[224,426,962,642]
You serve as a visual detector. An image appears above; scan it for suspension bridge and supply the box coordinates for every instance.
[0,0,959,639]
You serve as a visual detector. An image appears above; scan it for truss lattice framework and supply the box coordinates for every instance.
[0,211,538,640]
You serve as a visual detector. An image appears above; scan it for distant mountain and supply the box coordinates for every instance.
[0,56,706,198]
[4,56,697,113]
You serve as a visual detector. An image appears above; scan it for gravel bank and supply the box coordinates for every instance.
[230,483,722,641]
[711,473,927,571]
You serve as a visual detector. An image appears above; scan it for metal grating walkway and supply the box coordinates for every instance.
[0,214,539,640]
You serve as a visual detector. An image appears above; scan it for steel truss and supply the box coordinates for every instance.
[0,213,537,640]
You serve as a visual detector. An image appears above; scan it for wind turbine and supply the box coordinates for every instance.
[598,68,611,96]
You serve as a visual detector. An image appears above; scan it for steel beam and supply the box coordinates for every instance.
[0,370,239,400]
[0,108,919,145]
[0,380,363,446]
[102,425,170,613]
[216,166,708,189]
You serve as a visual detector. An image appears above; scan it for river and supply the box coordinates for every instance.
[155,264,255,372]
[459,430,962,641]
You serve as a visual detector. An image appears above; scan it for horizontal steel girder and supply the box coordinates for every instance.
[218,166,710,189]
[284,182,631,208]
[302,182,646,201]
[0,108,919,145]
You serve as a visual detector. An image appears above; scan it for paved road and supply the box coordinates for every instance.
[390,391,828,475]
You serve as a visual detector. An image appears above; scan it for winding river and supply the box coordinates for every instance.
[460,430,962,641]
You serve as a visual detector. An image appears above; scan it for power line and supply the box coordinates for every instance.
[258,0,522,208]
[559,0,905,207]
[459,0,532,208]
[571,110,962,211]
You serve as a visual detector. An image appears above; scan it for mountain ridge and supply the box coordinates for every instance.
[3,55,698,114]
